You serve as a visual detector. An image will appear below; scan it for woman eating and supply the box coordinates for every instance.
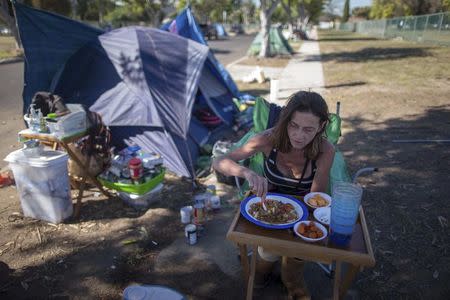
[213,91,335,299]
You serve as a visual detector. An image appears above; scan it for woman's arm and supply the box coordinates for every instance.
[310,139,335,193]
[212,131,271,198]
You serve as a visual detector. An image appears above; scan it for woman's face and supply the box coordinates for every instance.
[287,111,321,150]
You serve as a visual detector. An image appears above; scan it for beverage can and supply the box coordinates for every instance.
[206,185,216,195]
[128,157,143,181]
[193,203,205,225]
[185,224,197,245]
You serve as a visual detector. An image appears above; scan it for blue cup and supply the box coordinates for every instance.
[330,182,363,246]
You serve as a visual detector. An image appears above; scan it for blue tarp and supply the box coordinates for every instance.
[13,1,104,113]
[13,2,239,177]
[214,23,228,37]
[161,8,240,99]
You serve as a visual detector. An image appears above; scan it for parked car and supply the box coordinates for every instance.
[0,26,12,36]
[199,24,218,40]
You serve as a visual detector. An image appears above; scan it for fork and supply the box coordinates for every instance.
[261,194,268,211]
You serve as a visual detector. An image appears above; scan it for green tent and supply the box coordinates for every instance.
[247,27,294,56]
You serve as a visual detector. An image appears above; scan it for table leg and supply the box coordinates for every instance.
[333,261,342,300]
[339,264,359,299]
[74,174,87,218]
[246,245,257,300]
[238,244,250,281]
[61,142,111,198]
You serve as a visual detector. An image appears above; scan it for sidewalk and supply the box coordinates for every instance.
[228,29,325,107]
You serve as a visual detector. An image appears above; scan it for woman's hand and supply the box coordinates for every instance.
[244,170,268,200]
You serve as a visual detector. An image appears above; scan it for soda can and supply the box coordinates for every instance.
[185,224,197,245]
[193,203,206,225]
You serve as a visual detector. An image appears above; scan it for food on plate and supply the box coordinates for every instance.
[297,221,324,239]
[248,199,298,224]
[307,194,329,207]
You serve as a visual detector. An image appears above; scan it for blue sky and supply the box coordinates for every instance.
[328,0,373,15]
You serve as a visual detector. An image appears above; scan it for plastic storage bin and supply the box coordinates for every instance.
[118,183,163,209]
[4,149,72,223]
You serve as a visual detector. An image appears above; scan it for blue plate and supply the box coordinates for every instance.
[240,192,309,229]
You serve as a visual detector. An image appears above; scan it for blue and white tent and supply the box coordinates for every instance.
[161,8,240,98]
[14,2,239,177]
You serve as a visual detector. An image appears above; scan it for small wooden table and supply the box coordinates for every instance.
[226,206,375,300]
[18,129,112,218]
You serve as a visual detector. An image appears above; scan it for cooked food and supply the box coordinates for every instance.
[308,194,329,207]
[297,221,324,239]
[248,199,298,224]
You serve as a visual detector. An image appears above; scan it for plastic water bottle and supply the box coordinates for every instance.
[329,182,363,246]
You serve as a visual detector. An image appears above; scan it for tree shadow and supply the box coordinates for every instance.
[210,48,231,54]
[323,81,367,89]
[335,106,450,298]
[318,37,380,42]
[304,47,431,62]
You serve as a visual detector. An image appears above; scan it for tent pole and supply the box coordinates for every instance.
[184,138,197,189]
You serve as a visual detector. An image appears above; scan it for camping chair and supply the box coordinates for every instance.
[231,96,351,278]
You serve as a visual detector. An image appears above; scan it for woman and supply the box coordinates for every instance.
[213,91,335,300]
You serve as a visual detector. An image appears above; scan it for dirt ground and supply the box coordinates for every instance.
[1,30,449,299]
[318,30,450,299]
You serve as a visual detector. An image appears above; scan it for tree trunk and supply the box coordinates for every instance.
[259,7,270,57]
[70,0,78,19]
[258,0,281,58]
[280,0,293,36]
[0,0,22,49]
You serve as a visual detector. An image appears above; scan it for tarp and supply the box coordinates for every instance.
[13,1,104,113]
[247,27,293,56]
[14,2,238,178]
[214,23,228,37]
[161,8,240,98]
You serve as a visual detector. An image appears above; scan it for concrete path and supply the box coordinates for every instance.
[276,39,325,105]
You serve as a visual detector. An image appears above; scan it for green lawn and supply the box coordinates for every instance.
[0,36,20,59]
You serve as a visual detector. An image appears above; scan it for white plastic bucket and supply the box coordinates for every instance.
[4,149,72,224]
[270,79,279,103]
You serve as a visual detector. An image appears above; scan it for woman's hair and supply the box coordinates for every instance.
[270,91,330,159]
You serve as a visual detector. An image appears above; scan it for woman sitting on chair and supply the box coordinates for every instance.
[213,91,335,300]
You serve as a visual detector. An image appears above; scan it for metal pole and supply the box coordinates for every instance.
[438,13,444,33]
[423,15,429,41]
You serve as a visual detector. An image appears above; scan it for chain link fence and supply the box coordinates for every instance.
[338,12,450,46]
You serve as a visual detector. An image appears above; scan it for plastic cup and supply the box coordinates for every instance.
[329,181,363,246]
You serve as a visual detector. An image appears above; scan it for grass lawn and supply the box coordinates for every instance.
[318,30,450,299]
[0,36,20,59]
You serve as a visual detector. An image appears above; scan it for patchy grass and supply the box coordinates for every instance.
[237,55,291,68]
[319,30,450,299]
[0,36,20,59]
[235,38,301,68]
[236,80,270,97]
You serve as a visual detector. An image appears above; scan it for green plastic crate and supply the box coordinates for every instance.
[98,168,165,195]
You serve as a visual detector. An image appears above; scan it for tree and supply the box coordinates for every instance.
[0,0,22,49]
[351,6,370,19]
[342,0,349,22]
[259,0,281,57]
